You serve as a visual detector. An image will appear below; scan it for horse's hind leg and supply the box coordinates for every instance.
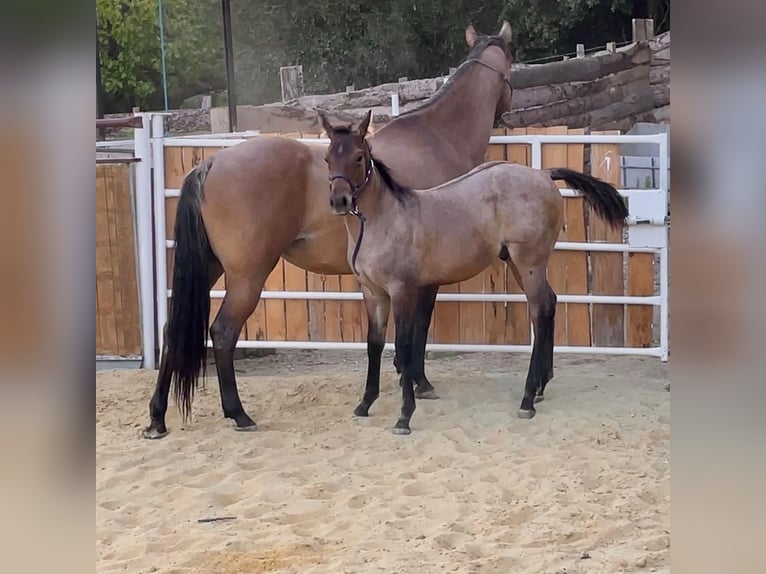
[144,259,223,439]
[507,258,554,404]
[390,287,419,435]
[409,285,439,399]
[210,272,267,431]
[536,281,557,402]
[516,263,556,419]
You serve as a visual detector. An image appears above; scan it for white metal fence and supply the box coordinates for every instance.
[126,113,669,368]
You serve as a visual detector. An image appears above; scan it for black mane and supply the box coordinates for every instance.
[371,153,414,205]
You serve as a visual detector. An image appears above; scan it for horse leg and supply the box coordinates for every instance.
[507,259,553,404]
[411,285,439,399]
[391,288,418,435]
[209,273,267,431]
[537,281,557,402]
[144,326,173,439]
[144,260,223,439]
[354,287,391,417]
[517,264,556,419]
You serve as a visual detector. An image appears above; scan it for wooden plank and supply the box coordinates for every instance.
[280,65,304,102]
[563,128,591,346]
[458,272,485,344]
[504,128,531,344]
[589,131,625,347]
[95,165,118,354]
[434,281,460,344]
[484,127,506,162]
[481,127,507,344]
[245,293,268,341]
[283,261,309,341]
[111,163,142,355]
[306,272,326,342]
[263,259,286,341]
[530,127,568,346]
[340,275,363,342]
[323,275,342,342]
[626,253,655,347]
[104,165,127,354]
[484,262,506,344]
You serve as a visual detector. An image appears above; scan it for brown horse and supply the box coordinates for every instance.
[320,110,628,434]
[144,22,515,438]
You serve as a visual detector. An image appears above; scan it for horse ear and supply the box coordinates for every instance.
[317,110,335,136]
[465,24,478,47]
[356,110,372,138]
[498,20,513,44]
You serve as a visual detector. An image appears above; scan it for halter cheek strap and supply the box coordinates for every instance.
[327,148,374,276]
[465,58,513,96]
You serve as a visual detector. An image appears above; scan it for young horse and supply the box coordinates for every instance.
[320,111,628,434]
[143,22,515,439]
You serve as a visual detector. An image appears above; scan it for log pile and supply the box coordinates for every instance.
[648,31,670,123]
[208,33,670,134]
[501,43,654,131]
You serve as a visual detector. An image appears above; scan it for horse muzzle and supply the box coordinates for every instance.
[330,193,352,215]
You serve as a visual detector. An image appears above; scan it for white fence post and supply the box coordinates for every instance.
[391,93,400,116]
[132,113,156,369]
[151,114,169,356]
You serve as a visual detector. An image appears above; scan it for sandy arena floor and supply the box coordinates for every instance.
[96,350,670,574]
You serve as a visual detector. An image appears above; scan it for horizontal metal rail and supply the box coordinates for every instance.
[203,339,663,357]
[164,187,662,199]
[162,133,665,149]
[164,238,659,254]
[165,289,659,305]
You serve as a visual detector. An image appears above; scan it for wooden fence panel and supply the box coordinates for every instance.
[96,163,141,356]
[155,127,657,352]
[563,129,591,346]
[589,131,625,347]
[530,127,569,346]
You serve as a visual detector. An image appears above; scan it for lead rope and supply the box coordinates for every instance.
[349,203,366,276]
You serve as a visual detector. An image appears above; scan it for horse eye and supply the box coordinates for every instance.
[355,156,364,163]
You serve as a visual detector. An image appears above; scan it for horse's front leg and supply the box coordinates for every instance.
[354,286,391,417]
[390,286,419,435]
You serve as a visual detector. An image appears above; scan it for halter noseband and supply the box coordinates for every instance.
[327,141,374,276]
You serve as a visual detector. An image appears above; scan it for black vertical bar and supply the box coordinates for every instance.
[96,11,106,140]
[221,0,237,132]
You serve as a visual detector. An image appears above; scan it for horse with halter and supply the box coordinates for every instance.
[320,110,628,434]
[144,22,515,439]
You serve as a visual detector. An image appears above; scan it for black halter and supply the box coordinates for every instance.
[465,58,514,96]
[328,143,374,276]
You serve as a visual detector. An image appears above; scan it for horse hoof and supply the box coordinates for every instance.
[353,404,370,417]
[415,388,439,400]
[142,427,168,440]
[517,408,536,419]
[234,415,258,432]
[391,426,412,435]
[534,394,545,403]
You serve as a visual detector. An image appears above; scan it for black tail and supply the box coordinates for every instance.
[549,167,628,230]
[166,160,213,422]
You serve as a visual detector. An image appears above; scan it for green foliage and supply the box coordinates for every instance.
[97,0,670,113]
[500,0,634,62]
[97,0,223,112]
[230,1,507,105]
